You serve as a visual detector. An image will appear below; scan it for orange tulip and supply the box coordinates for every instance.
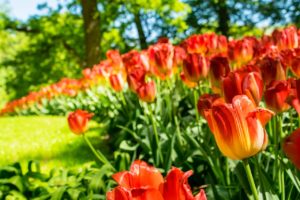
[182,53,209,83]
[291,57,300,77]
[127,67,146,93]
[264,80,291,113]
[222,66,263,105]
[109,73,126,92]
[163,167,207,200]
[228,38,255,69]
[67,110,94,135]
[203,95,274,160]
[258,56,286,86]
[137,81,156,103]
[283,128,300,169]
[209,56,230,93]
[185,34,208,55]
[107,160,207,200]
[148,43,174,80]
[286,78,300,114]
[107,160,164,200]
[272,26,298,50]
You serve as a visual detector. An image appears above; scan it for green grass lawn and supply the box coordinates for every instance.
[0,116,107,173]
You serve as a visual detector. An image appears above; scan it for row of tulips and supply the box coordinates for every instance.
[2,26,300,115]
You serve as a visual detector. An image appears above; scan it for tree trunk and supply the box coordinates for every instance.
[216,0,230,36]
[133,11,147,49]
[81,0,101,67]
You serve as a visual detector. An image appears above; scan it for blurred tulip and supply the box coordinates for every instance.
[287,78,300,114]
[228,38,255,69]
[222,66,263,105]
[197,93,223,117]
[209,56,230,93]
[183,53,209,82]
[137,81,156,103]
[127,67,146,92]
[283,128,300,169]
[185,34,208,54]
[163,167,207,200]
[264,80,291,113]
[148,43,174,80]
[258,56,286,86]
[180,72,197,88]
[106,50,124,72]
[290,57,300,77]
[173,46,187,68]
[272,26,298,50]
[67,110,94,135]
[109,73,126,92]
[203,95,274,160]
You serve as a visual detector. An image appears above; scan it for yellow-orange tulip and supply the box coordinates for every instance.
[203,95,274,160]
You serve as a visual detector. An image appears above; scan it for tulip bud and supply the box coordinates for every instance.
[222,66,263,105]
[109,73,125,92]
[148,43,174,80]
[137,81,156,103]
[182,53,209,83]
[67,110,94,135]
[209,56,230,93]
[127,67,146,92]
[264,80,290,113]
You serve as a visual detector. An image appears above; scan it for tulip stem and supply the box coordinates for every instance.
[148,104,161,166]
[82,134,115,170]
[243,159,259,200]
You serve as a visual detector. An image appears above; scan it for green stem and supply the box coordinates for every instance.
[82,134,115,170]
[243,159,259,200]
[148,104,161,166]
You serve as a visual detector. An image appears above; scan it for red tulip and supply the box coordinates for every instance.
[203,95,274,160]
[286,78,300,114]
[148,43,174,80]
[272,26,298,50]
[122,50,149,73]
[67,110,94,135]
[290,57,300,77]
[106,50,124,72]
[137,81,156,103]
[283,128,300,169]
[197,93,223,117]
[107,160,207,200]
[182,53,209,83]
[222,66,263,105]
[185,34,208,55]
[163,167,207,200]
[107,160,164,200]
[109,73,126,92]
[228,38,255,69]
[209,56,230,93]
[264,80,291,113]
[258,55,286,86]
[127,67,147,92]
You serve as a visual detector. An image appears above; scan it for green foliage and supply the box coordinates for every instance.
[0,161,115,199]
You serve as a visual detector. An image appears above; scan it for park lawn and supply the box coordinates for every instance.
[0,116,107,173]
